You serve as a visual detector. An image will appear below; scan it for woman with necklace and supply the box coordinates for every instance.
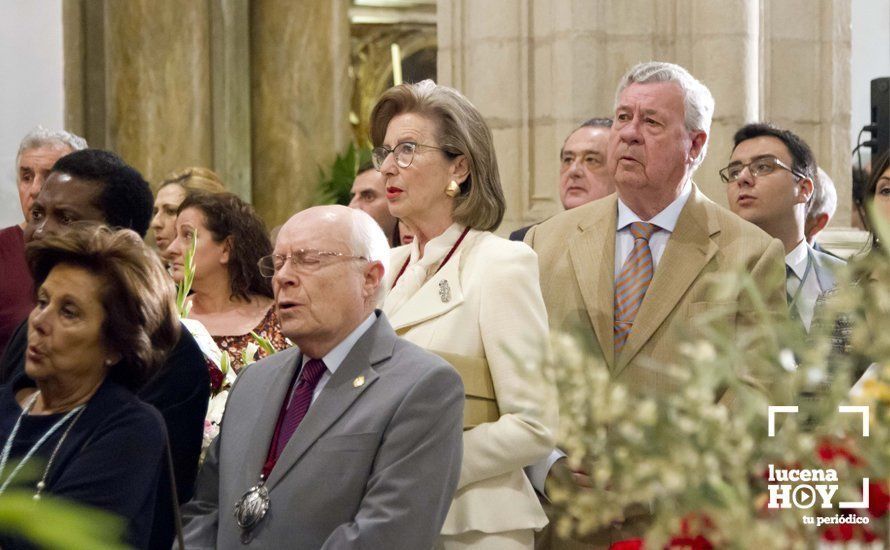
[0,226,179,549]
[166,192,287,372]
[372,81,557,549]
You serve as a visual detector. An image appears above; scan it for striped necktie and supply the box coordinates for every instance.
[614,222,658,354]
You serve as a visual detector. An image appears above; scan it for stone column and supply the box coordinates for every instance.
[762,0,852,226]
[64,0,251,198]
[104,0,213,185]
[250,0,351,228]
[438,0,850,234]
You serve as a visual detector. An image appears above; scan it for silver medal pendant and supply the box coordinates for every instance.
[234,481,270,532]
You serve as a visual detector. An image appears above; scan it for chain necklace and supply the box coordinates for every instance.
[0,391,87,497]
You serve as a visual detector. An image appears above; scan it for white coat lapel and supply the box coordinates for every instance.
[386,245,466,333]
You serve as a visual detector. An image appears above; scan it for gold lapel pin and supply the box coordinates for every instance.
[353,376,365,388]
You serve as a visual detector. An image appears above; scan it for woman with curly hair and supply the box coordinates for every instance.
[166,192,287,371]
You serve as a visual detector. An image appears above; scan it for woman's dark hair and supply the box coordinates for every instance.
[26,224,180,391]
[177,192,273,300]
[860,151,890,252]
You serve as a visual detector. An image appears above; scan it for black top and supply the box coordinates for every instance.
[508,224,534,242]
[0,376,166,548]
[0,321,210,549]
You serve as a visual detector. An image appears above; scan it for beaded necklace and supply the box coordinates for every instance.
[0,391,87,497]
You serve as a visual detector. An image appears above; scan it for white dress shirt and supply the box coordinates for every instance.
[288,312,378,405]
[785,240,821,331]
[614,179,693,276]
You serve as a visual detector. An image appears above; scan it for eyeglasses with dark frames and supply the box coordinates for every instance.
[371,141,449,170]
[257,249,368,277]
[719,155,807,183]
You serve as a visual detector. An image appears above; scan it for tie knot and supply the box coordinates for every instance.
[629,222,657,241]
[301,358,327,385]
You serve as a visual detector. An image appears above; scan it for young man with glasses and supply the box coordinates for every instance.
[722,123,845,332]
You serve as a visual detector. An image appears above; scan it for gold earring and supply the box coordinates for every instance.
[445,180,460,198]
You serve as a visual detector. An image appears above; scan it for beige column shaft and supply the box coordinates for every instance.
[251,0,351,228]
[104,0,213,185]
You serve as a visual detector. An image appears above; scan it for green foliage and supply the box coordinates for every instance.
[545,264,890,548]
[315,143,373,206]
[0,491,128,549]
[250,331,276,357]
[176,229,198,318]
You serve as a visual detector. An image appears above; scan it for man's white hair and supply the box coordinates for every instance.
[16,126,87,165]
[807,167,838,223]
[615,61,715,170]
[347,207,391,305]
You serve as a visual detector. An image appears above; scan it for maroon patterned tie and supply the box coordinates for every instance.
[273,358,327,461]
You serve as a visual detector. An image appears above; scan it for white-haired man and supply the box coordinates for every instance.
[182,205,464,549]
[807,167,841,257]
[0,127,87,354]
[525,61,787,546]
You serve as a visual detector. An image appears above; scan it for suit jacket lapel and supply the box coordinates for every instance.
[570,195,618,369]
[265,315,392,489]
[615,186,719,375]
[811,250,838,292]
[386,240,467,334]
[242,349,301,483]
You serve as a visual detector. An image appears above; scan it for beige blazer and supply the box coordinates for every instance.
[384,229,557,536]
[526,185,787,396]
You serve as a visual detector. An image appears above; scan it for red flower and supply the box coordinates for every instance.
[868,480,889,518]
[208,361,225,392]
[817,439,863,467]
[821,520,879,543]
[611,513,715,550]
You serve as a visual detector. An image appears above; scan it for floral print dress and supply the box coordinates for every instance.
[212,306,289,373]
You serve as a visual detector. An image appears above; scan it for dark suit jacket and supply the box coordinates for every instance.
[509,224,535,242]
[181,312,464,550]
[0,376,166,549]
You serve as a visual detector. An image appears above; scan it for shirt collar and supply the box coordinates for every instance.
[301,312,378,375]
[785,239,810,280]
[616,179,692,233]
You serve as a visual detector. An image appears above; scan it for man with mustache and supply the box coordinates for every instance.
[510,118,614,242]
[723,123,844,333]
[524,61,787,547]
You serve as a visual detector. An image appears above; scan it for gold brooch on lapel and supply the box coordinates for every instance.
[353,376,365,388]
[438,279,451,303]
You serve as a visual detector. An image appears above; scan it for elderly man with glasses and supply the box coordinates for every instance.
[723,123,845,333]
[181,205,464,550]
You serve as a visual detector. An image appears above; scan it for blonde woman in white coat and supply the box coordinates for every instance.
[371,80,557,550]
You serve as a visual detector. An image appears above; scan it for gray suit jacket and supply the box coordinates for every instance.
[181,312,464,549]
[811,246,845,294]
